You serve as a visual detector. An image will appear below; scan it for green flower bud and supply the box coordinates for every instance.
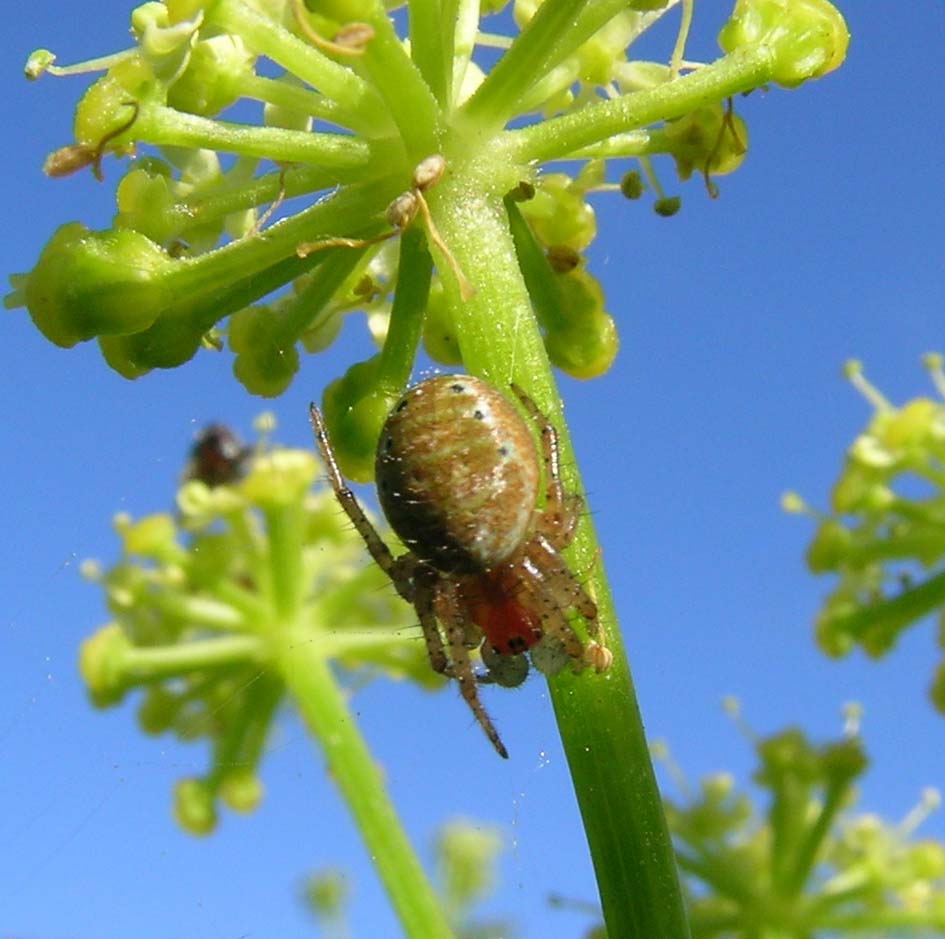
[830,464,878,514]
[74,55,161,150]
[519,174,596,252]
[24,223,172,348]
[543,269,619,379]
[907,841,945,880]
[119,512,179,558]
[665,106,749,181]
[718,0,849,89]
[805,519,851,573]
[877,398,936,451]
[545,313,618,379]
[436,820,502,908]
[263,74,314,132]
[304,870,349,919]
[620,171,645,199]
[322,357,400,483]
[168,34,255,117]
[98,304,206,374]
[173,777,217,836]
[24,49,57,80]
[165,0,204,21]
[815,604,856,657]
[97,335,153,380]
[132,2,199,85]
[79,623,132,707]
[654,196,681,217]
[114,163,178,244]
[220,767,263,813]
[421,282,463,366]
[574,13,638,86]
[240,449,318,508]
[177,480,246,524]
[821,737,868,785]
[229,305,301,398]
[138,685,179,734]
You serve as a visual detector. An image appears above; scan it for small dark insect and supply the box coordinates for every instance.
[183,424,251,487]
[310,375,611,758]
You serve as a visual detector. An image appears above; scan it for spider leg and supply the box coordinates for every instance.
[414,565,449,675]
[439,581,509,759]
[309,402,413,603]
[515,557,586,663]
[510,384,581,548]
[524,535,611,671]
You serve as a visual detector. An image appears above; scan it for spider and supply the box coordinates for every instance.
[309,374,611,758]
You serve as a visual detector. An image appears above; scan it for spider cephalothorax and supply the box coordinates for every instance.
[310,374,611,757]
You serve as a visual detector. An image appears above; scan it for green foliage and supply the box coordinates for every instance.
[788,356,945,716]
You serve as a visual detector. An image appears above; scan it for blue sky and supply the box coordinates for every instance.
[3,2,945,937]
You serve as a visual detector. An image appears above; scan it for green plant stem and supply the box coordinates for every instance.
[276,634,456,939]
[152,592,250,631]
[504,44,776,163]
[122,634,263,682]
[408,0,449,105]
[135,105,375,172]
[264,501,307,623]
[272,245,374,347]
[450,0,482,106]
[781,775,850,898]
[836,567,945,647]
[429,152,689,939]
[206,0,390,134]
[168,165,334,234]
[355,0,441,155]
[463,0,632,131]
[238,73,344,123]
[376,226,433,392]
[149,173,401,313]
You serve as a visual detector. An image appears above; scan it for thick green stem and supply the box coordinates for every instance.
[276,635,456,939]
[428,151,689,939]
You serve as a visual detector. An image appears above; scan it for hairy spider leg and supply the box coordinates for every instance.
[309,403,414,604]
[510,384,587,547]
[439,581,509,758]
[412,563,450,676]
[515,553,587,663]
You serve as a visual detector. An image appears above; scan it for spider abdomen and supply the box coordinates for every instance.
[375,375,540,573]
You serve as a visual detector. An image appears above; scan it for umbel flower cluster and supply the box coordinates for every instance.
[786,355,945,717]
[80,422,424,833]
[659,704,945,938]
[9,0,847,480]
